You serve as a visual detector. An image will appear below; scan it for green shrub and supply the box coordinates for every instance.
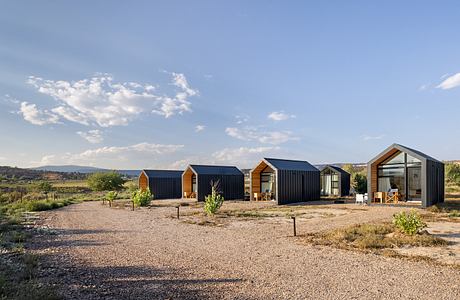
[35,181,54,193]
[393,210,427,235]
[132,189,152,207]
[204,181,224,215]
[106,191,117,207]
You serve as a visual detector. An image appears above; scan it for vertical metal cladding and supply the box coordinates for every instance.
[149,177,182,199]
[196,174,244,201]
[276,170,320,205]
[425,160,445,207]
[341,172,351,196]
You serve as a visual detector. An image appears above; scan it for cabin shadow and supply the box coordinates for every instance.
[34,252,245,300]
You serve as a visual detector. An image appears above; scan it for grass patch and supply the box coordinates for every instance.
[305,223,447,251]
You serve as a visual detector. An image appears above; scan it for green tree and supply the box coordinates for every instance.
[353,173,367,194]
[87,172,125,191]
[446,162,460,184]
[341,164,355,175]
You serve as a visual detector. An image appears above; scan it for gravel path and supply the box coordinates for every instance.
[31,201,460,299]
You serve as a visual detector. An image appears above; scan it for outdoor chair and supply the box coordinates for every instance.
[373,192,385,203]
[355,194,364,204]
[386,189,400,203]
[253,193,259,201]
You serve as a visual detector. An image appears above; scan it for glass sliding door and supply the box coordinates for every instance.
[407,154,422,201]
[192,174,197,193]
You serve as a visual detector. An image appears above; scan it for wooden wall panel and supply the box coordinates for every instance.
[182,168,194,196]
[139,173,148,191]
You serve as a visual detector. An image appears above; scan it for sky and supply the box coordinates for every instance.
[1,1,460,170]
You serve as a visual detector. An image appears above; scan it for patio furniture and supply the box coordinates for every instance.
[373,192,385,203]
[364,193,369,204]
[355,194,364,204]
[253,193,259,201]
[386,189,400,203]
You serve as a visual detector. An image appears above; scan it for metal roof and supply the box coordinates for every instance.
[188,165,243,175]
[142,170,183,178]
[263,158,319,172]
[368,143,443,165]
[320,165,350,175]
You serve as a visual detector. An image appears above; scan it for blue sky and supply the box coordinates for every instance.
[1,1,460,169]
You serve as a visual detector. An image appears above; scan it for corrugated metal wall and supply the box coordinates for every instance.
[149,178,182,200]
[277,170,320,204]
[425,161,445,207]
[197,174,244,202]
[340,172,351,196]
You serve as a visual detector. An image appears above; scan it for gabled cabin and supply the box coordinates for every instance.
[367,144,444,207]
[138,170,183,199]
[320,165,350,197]
[250,158,320,204]
[182,165,244,201]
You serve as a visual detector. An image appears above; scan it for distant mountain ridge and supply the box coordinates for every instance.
[32,165,141,177]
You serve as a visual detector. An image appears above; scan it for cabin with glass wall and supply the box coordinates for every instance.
[367,144,444,207]
[250,158,320,204]
[182,165,244,201]
[320,165,350,197]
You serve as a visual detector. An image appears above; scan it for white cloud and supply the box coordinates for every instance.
[26,73,198,127]
[267,111,295,121]
[437,73,460,90]
[34,142,184,167]
[235,114,249,124]
[19,102,59,126]
[195,125,205,132]
[212,146,280,167]
[225,127,298,145]
[362,134,385,141]
[77,130,103,144]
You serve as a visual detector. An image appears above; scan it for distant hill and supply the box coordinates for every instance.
[33,165,106,173]
[33,165,140,177]
[0,166,86,182]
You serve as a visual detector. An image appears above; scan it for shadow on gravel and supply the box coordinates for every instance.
[38,258,245,299]
[30,228,247,299]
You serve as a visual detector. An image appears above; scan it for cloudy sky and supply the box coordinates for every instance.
[1,1,460,170]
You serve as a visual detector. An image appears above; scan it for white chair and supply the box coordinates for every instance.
[355,194,364,204]
[364,193,369,204]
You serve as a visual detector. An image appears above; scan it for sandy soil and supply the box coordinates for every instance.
[30,201,460,300]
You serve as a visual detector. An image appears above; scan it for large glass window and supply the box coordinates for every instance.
[321,169,339,196]
[192,174,197,193]
[261,172,275,193]
[377,152,422,201]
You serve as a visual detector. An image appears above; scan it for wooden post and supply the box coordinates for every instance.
[176,206,180,219]
[291,216,296,237]
[132,201,135,211]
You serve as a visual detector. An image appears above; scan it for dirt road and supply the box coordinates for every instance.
[31,201,460,299]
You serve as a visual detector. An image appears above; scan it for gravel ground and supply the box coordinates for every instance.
[30,201,460,299]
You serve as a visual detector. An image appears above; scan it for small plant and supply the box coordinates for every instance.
[204,181,224,216]
[105,191,118,207]
[393,210,427,235]
[132,189,153,207]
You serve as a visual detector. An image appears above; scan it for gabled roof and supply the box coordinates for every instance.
[263,158,319,172]
[142,170,183,178]
[368,143,442,165]
[188,165,243,175]
[321,165,350,175]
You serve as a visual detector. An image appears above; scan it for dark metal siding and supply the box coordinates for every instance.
[340,172,351,196]
[424,160,445,207]
[196,174,244,202]
[277,170,320,205]
[148,177,182,200]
